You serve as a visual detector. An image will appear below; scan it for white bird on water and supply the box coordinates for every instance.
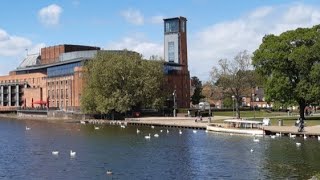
[193,130,197,134]
[253,138,260,142]
[106,170,113,175]
[166,129,169,133]
[289,133,296,138]
[250,149,254,153]
[303,134,307,140]
[145,134,151,139]
[160,129,163,133]
[136,128,140,134]
[52,151,59,155]
[296,142,301,147]
[94,126,100,130]
[179,130,182,135]
[120,125,126,128]
[26,126,31,131]
[70,150,76,157]
[151,125,155,129]
[318,136,320,141]
[154,134,159,137]
[270,135,276,139]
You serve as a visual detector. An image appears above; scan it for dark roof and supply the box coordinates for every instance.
[163,16,187,21]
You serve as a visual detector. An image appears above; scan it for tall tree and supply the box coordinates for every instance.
[81,51,165,115]
[210,50,255,118]
[191,76,204,105]
[252,25,320,120]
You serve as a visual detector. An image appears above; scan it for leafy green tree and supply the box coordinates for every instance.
[210,50,256,118]
[81,51,165,116]
[252,25,320,120]
[191,76,204,105]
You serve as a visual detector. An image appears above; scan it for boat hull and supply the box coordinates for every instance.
[206,125,264,135]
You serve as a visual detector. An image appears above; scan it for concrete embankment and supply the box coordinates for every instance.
[264,125,320,137]
[125,117,211,129]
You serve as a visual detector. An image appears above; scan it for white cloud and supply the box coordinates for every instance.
[0,28,45,75]
[38,4,62,26]
[121,8,144,25]
[150,15,165,24]
[189,3,320,81]
[0,28,32,56]
[106,36,163,59]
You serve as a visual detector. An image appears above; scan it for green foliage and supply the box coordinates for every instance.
[81,51,165,114]
[191,76,204,105]
[223,96,233,108]
[252,25,320,119]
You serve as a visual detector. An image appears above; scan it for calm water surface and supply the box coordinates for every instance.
[0,118,320,179]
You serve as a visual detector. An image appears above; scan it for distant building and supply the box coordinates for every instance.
[0,16,191,111]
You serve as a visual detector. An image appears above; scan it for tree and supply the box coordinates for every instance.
[81,51,165,116]
[191,76,204,105]
[210,50,255,118]
[252,25,320,120]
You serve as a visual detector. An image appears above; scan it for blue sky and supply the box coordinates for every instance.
[1,0,320,81]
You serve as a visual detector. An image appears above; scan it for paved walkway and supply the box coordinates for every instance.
[264,125,320,136]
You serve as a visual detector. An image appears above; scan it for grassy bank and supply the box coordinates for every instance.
[212,110,320,126]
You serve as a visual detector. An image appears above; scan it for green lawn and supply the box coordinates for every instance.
[212,110,320,126]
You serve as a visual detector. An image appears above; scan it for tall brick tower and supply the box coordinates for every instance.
[163,17,190,109]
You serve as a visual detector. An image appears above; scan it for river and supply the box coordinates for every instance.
[0,118,320,179]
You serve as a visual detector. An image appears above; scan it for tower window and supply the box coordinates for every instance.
[168,41,174,62]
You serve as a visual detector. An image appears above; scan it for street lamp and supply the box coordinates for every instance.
[252,93,256,119]
[173,90,176,117]
[232,95,235,118]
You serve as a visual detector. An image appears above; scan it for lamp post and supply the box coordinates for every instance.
[208,99,211,123]
[232,95,235,118]
[252,93,256,119]
[173,90,176,117]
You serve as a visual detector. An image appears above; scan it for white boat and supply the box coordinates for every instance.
[206,119,264,135]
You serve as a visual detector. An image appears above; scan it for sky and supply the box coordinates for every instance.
[0,0,320,81]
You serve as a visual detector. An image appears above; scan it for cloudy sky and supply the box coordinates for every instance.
[0,0,320,81]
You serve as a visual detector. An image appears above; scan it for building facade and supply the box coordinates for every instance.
[0,16,191,112]
[163,17,190,108]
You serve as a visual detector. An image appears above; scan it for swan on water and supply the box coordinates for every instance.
[154,134,159,137]
[136,129,140,134]
[253,138,260,142]
[179,130,182,135]
[70,150,76,157]
[193,130,197,134]
[26,126,31,130]
[52,151,59,155]
[145,134,151,139]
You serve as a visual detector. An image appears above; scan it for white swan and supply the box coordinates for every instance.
[154,134,159,137]
[70,150,76,157]
[151,125,155,129]
[166,129,169,133]
[296,142,301,147]
[303,134,307,140]
[120,125,126,128]
[136,129,140,134]
[289,133,296,138]
[26,126,31,130]
[94,126,100,130]
[253,138,260,142]
[193,130,197,134]
[276,132,282,137]
[160,129,163,133]
[145,133,151,139]
[179,130,182,135]
[52,151,59,155]
[106,170,113,175]
[270,135,276,139]
[318,136,320,141]
[250,149,254,153]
